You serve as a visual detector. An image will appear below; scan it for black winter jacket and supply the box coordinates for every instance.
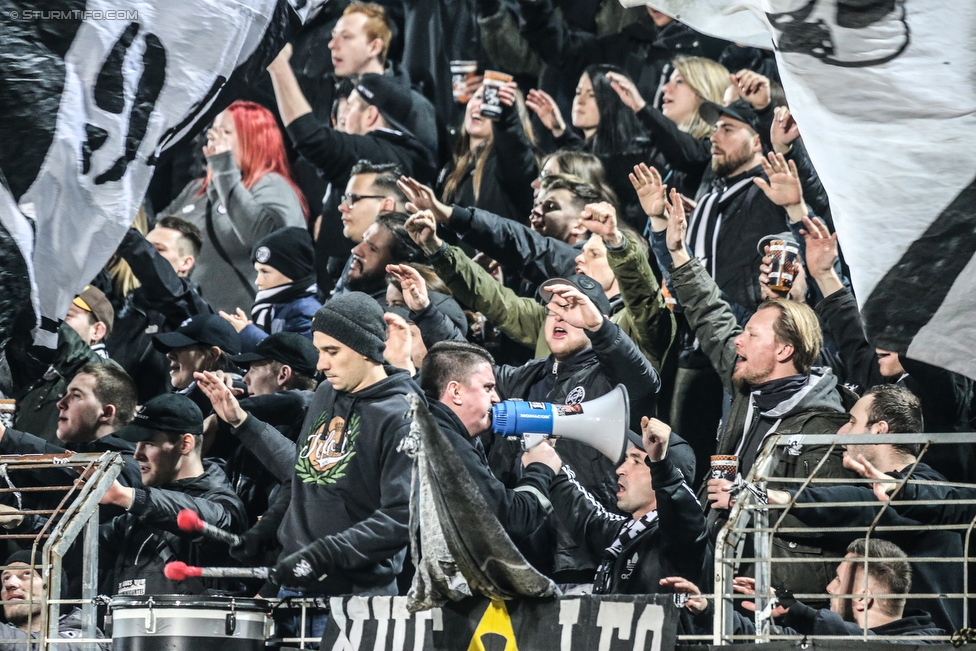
[815,288,974,481]
[287,113,437,187]
[785,462,963,633]
[522,452,707,594]
[108,228,213,403]
[100,463,247,596]
[231,367,420,595]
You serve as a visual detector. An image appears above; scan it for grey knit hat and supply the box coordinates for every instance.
[312,293,386,363]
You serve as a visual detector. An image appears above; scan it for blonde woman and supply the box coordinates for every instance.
[608,56,729,194]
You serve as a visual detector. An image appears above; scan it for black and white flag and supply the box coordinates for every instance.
[0,0,323,348]
[645,0,976,381]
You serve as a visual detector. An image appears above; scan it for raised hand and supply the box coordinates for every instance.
[218,308,251,333]
[404,211,443,254]
[383,312,416,375]
[397,177,452,223]
[266,43,293,73]
[386,264,430,311]
[525,89,567,137]
[579,202,624,247]
[844,453,897,502]
[497,81,518,108]
[195,370,248,428]
[754,152,803,209]
[606,71,646,112]
[641,416,671,463]
[629,163,667,227]
[771,106,800,154]
[732,69,771,110]
[664,188,690,266]
[544,284,605,330]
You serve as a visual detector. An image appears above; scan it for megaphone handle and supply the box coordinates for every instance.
[521,433,550,450]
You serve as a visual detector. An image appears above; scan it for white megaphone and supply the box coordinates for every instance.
[491,384,630,463]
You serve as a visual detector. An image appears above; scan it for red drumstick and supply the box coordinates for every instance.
[164,561,269,581]
[177,509,243,547]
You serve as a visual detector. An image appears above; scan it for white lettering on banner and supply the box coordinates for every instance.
[348,597,370,650]
[596,602,635,651]
[391,597,412,651]
[558,599,580,651]
[330,597,353,651]
[412,608,434,650]
[372,597,391,651]
[632,605,664,651]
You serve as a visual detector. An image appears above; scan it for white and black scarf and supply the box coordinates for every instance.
[686,174,757,277]
[250,276,317,334]
[593,510,658,593]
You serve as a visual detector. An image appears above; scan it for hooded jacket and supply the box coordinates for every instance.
[99,463,247,596]
[232,367,421,595]
[783,462,963,633]
[521,451,708,594]
[0,608,110,651]
[670,258,852,598]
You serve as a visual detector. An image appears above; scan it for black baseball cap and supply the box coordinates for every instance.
[699,99,763,135]
[152,313,241,355]
[116,393,204,442]
[355,74,414,137]
[539,275,612,317]
[229,332,319,377]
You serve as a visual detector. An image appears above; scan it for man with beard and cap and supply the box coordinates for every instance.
[219,227,321,351]
[196,292,421,641]
[0,551,110,650]
[521,416,707,595]
[661,187,852,603]
[97,393,247,596]
[151,313,243,417]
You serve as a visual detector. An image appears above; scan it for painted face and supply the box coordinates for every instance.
[710,117,758,177]
[731,307,784,387]
[313,331,376,393]
[575,234,616,294]
[348,223,394,289]
[463,85,492,141]
[134,431,186,487]
[661,69,700,127]
[328,12,379,77]
[453,362,499,436]
[529,188,582,242]
[166,344,212,390]
[254,262,292,291]
[339,173,385,243]
[571,73,599,133]
[55,373,105,443]
[615,447,656,517]
[1,564,44,628]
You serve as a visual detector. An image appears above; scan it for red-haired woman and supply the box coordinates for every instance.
[160,101,308,313]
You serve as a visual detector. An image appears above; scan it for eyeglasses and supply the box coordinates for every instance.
[341,194,386,207]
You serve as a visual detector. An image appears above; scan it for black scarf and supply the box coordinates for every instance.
[593,511,658,594]
[751,374,809,411]
[251,275,317,334]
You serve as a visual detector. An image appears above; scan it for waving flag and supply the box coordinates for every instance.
[0,0,324,348]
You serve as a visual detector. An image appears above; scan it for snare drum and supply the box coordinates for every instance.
[110,595,271,651]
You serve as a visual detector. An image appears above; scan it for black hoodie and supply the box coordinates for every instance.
[233,366,423,595]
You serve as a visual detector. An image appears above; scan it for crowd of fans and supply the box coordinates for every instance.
[1,0,975,645]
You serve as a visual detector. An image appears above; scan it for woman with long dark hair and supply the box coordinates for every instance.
[527,64,668,230]
[439,81,538,223]
[160,100,308,314]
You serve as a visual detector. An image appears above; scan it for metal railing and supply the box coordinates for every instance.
[712,432,976,645]
[0,452,122,650]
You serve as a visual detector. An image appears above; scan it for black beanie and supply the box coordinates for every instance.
[5,551,42,576]
[251,227,315,282]
[312,293,387,363]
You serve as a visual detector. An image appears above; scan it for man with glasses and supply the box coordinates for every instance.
[331,160,408,297]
